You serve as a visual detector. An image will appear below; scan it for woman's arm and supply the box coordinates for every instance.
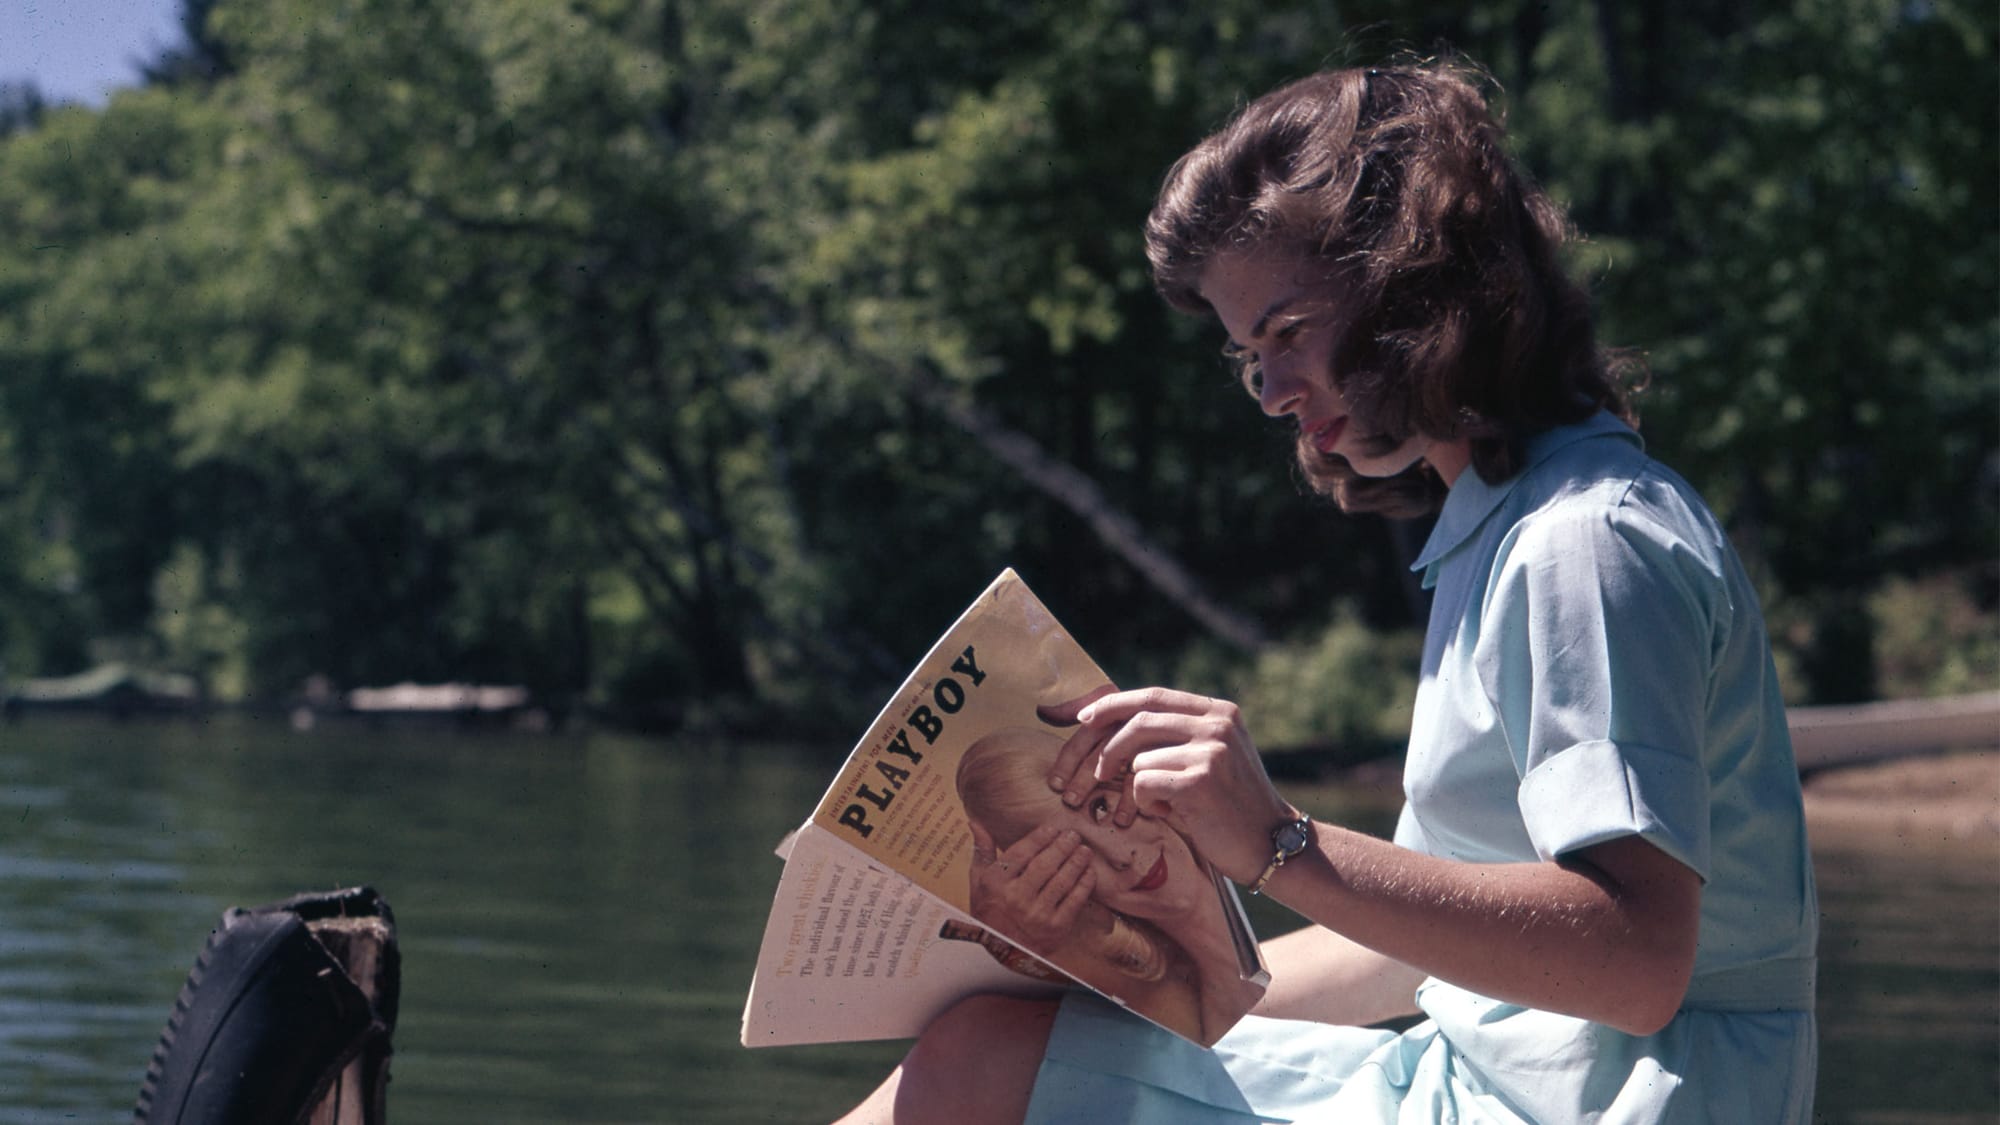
[1261,824,1698,1035]
[1052,689,1702,1037]
[1252,925,1426,1026]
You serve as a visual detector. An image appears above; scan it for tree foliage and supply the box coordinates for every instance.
[0,0,1990,726]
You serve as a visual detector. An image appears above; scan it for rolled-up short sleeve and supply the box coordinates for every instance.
[1474,496,1728,879]
[1516,738,1710,877]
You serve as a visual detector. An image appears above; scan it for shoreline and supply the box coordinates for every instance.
[1799,748,1999,863]
[1312,746,2000,867]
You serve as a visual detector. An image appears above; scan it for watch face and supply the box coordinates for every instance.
[1274,819,1310,855]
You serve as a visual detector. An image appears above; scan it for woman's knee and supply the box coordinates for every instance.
[896,994,1061,1122]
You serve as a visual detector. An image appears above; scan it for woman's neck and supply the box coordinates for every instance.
[1427,438,1473,486]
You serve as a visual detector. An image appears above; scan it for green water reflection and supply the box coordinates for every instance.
[0,716,1991,1123]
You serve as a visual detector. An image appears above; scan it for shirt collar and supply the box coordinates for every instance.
[1410,412,1641,586]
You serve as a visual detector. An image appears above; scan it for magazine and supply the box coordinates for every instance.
[741,569,1268,1049]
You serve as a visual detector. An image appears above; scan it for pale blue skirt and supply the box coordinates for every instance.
[1023,992,1407,1123]
[1022,984,1817,1124]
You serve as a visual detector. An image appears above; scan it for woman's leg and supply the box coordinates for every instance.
[835,994,1061,1125]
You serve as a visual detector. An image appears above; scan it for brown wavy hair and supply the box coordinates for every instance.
[1145,61,1640,515]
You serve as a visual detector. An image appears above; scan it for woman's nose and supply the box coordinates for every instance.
[1094,836,1135,869]
[1258,363,1306,418]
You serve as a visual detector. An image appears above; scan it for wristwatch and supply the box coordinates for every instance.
[1248,813,1312,896]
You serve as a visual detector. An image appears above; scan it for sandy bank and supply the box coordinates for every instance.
[1801,749,2000,863]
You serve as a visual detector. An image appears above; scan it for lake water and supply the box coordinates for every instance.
[0,715,1991,1123]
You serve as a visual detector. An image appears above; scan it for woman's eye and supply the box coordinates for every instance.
[1087,795,1111,823]
[1222,342,1263,396]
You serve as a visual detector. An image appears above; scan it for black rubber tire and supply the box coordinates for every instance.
[132,888,394,1125]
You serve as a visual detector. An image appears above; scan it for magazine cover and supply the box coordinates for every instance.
[742,569,1268,1049]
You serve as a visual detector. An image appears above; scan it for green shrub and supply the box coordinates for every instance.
[1869,571,2000,700]
[1190,611,1421,758]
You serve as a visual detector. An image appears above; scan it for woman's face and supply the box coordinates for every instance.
[1197,248,1470,486]
[1052,780,1207,922]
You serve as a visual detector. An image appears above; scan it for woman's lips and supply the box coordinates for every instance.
[1306,416,1347,454]
[1133,853,1169,892]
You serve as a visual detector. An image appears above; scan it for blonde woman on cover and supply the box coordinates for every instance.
[956,726,1261,1046]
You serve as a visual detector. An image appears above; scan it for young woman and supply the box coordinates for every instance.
[839,60,1817,1124]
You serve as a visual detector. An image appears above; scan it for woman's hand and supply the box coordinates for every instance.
[1046,688,1296,884]
[966,821,1096,953]
[1036,690,1704,1034]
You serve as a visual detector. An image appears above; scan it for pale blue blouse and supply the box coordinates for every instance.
[1384,411,1819,1121]
[1026,414,1818,1124]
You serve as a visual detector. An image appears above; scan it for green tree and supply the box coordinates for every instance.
[717,0,1433,679]
[1510,0,1998,701]
[0,0,1987,724]
[0,95,220,674]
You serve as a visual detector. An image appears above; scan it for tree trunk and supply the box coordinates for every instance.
[909,369,1269,653]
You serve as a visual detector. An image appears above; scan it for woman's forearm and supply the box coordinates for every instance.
[1251,924,1425,1026]
[1260,824,1701,1036]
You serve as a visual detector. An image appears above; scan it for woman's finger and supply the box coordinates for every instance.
[1076,686,1224,726]
[1082,709,1224,819]
[1046,687,1190,797]
[1026,836,1093,912]
[1019,863,1093,951]
[997,822,1062,876]
[1034,683,1117,728]
[1047,719,1114,802]
[1060,689,1232,784]
[968,820,998,865]
[1045,853,1095,930]
[1124,745,1208,817]
[1011,826,1081,892]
